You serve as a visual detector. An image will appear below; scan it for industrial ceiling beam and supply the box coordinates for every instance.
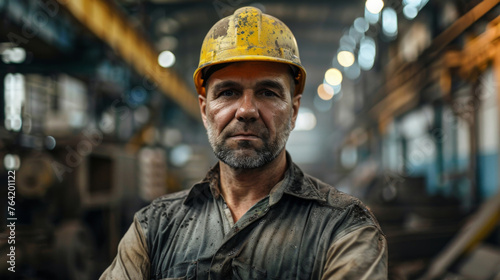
[445,16,500,79]
[57,0,200,120]
[370,0,500,132]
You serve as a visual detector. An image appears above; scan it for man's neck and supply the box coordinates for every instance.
[219,150,288,223]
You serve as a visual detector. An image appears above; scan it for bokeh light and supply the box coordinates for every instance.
[338,51,355,67]
[358,36,376,70]
[45,136,56,150]
[317,84,334,100]
[366,0,384,14]
[295,108,317,131]
[158,50,176,68]
[345,63,361,80]
[365,6,380,24]
[403,5,418,19]
[325,68,343,86]
[1,47,26,64]
[382,7,398,38]
[340,34,357,51]
[4,154,21,170]
[354,17,370,33]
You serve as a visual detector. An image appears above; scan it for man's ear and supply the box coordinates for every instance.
[198,94,208,129]
[290,94,302,130]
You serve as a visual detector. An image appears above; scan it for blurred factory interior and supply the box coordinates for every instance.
[0,0,500,279]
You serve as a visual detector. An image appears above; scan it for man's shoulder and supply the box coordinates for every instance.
[288,161,367,211]
[303,173,362,208]
[302,173,382,232]
[135,189,191,222]
[153,189,191,203]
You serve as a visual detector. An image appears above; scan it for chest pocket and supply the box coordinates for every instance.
[231,258,267,280]
[158,260,197,280]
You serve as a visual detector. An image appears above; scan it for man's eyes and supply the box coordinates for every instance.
[262,90,278,97]
[218,90,236,97]
[215,89,280,98]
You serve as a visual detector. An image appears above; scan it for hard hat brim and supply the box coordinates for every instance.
[193,55,306,97]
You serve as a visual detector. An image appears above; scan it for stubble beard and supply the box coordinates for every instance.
[207,117,292,169]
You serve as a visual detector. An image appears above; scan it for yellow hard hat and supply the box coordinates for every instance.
[193,6,306,96]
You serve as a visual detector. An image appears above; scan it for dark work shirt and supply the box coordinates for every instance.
[100,155,388,279]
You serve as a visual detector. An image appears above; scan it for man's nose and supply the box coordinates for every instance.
[235,92,259,122]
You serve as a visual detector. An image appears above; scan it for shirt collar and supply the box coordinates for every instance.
[183,163,221,204]
[272,153,326,205]
[184,152,326,205]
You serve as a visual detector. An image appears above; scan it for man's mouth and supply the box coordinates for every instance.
[229,133,260,140]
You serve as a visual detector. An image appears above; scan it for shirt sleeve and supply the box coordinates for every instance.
[99,216,150,280]
[322,225,388,280]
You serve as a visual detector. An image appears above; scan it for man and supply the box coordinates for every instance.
[101,6,387,280]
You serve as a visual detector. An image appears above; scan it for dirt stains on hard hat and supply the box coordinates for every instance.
[238,15,249,26]
[213,18,229,39]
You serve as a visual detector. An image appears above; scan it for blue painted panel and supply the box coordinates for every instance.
[406,153,498,200]
[478,152,499,198]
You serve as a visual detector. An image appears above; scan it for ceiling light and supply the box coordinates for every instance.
[325,68,343,86]
[158,51,175,68]
[354,17,370,33]
[338,51,355,67]
[317,84,334,100]
[366,0,384,14]
[403,5,418,19]
[4,154,21,170]
[382,7,398,38]
[365,7,380,24]
[295,108,317,131]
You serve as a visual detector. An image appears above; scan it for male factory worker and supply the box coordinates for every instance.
[101,6,387,280]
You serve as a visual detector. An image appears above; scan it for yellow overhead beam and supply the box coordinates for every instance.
[446,16,500,79]
[371,0,500,132]
[57,0,200,120]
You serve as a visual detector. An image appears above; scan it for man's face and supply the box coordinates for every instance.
[199,61,301,169]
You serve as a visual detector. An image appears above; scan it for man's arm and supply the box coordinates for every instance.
[322,225,388,280]
[99,216,150,280]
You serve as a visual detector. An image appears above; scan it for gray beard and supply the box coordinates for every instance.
[207,118,292,169]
